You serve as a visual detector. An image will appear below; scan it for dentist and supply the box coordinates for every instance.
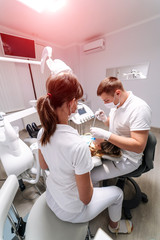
[90,76,151,181]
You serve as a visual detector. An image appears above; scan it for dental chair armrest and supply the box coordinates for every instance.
[28,142,41,185]
[0,175,19,239]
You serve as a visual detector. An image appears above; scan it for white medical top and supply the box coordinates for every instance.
[38,124,94,213]
[109,91,152,164]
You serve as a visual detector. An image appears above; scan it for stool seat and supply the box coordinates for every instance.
[25,192,88,240]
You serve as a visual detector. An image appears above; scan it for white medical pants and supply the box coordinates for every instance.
[91,158,142,184]
[46,186,123,223]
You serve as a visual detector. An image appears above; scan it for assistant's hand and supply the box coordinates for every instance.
[90,127,112,141]
[95,109,107,122]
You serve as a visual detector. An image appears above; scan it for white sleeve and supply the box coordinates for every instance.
[72,141,94,175]
[129,104,152,131]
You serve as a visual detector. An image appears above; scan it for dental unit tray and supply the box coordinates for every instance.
[69,103,94,125]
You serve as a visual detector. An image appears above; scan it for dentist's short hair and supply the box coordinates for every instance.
[97,77,124,96]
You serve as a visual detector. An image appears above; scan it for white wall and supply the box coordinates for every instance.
[63,45,81,78]
[79,17,160,128]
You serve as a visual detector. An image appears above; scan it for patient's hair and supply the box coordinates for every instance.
[37,72,83,145]
[97,76,124,96]
[89,140,122,158]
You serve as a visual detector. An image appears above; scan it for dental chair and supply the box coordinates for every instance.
[116,131,157,219]
[0,175,89,240]
[0,120,41,191]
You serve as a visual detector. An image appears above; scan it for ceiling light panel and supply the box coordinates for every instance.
[17,0,66,13]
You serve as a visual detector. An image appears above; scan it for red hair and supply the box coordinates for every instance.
[37,73,83,145]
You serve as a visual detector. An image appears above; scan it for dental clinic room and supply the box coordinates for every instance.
[0,0,160,240]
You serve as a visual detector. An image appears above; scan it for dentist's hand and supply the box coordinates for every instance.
[90,127,112,141]
[95,109,107,122]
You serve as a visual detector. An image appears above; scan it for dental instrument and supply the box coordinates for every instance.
[92,115,96,127]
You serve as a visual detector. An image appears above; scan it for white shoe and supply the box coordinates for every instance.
[92,156,102,167]
[108,220,133,234]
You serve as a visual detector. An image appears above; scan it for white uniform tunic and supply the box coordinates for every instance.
[109,91,152,164]
[38,124,94,214]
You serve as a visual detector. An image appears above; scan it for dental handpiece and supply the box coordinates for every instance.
[93,108,104,127]
[92,116,96,127]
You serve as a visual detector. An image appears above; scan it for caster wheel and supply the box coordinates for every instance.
[18,179,26,191]
[142,193,148,203]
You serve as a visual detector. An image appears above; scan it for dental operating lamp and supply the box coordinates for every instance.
[41,46,72,74]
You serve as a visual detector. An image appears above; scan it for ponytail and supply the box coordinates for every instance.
[37,72,83,145]
[37,95,58,145]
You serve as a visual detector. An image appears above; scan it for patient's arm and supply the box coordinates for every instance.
[75,172,93,205]
[38,149,48,170]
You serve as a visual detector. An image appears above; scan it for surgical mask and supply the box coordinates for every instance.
[104,94,120,109]
[68,107,78,119]
[104,102,115,109]
[114,94,120,108]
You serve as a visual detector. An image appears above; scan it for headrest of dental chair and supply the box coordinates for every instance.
[0,139,34,176]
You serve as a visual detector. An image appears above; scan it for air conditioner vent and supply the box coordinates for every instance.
[83,39,105,53]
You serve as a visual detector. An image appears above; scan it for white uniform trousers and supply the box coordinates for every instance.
[91,158,141,184]
[46,186,123,223]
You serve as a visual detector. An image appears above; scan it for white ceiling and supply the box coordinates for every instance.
[0,0,160,47]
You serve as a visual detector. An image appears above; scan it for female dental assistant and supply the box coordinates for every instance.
[37,72,133,234]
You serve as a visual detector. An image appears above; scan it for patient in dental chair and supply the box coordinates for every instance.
[89,138,122,158]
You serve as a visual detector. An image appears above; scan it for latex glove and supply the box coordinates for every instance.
[90,127,111,141]
[95,109,107,122]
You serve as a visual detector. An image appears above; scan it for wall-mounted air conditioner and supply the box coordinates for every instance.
[83,38,105,54]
